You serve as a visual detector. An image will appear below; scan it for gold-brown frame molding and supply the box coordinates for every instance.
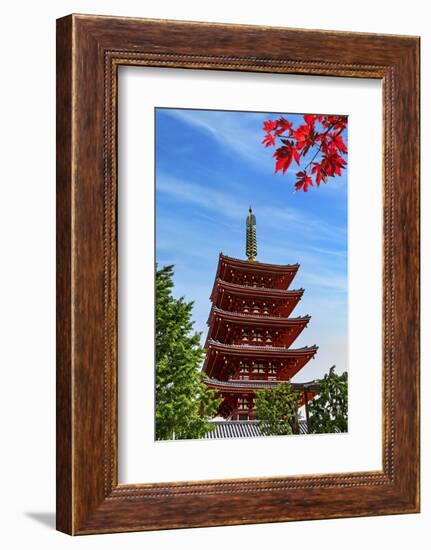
[56,14,420,535]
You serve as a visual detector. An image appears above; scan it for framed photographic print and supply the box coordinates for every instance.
[56,14,420,535]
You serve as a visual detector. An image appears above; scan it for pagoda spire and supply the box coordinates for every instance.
[246,207,257,262]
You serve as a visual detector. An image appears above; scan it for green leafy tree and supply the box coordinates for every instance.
[255,382,300,435]
[308,366,348,433]
[155,264,221,440]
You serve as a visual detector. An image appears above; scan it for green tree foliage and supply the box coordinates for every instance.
[255,382,300,435]
[308,366,348,433]
[155,264,221,440]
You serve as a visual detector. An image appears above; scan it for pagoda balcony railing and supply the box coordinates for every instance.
[236,337,274,345]
[225,280,280,290]
[228,376,279,383]
[226,306,286,317]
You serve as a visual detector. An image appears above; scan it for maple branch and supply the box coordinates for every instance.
[303,144,325,173]
[262,114,348,192]
[302,124,345,173]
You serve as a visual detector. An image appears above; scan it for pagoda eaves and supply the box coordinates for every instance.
[214,253,300,290]
[218,253,300,272]
[210,278,305,302]
[204,340,318,381]
[205,306,311,348]
[211,279,304,318]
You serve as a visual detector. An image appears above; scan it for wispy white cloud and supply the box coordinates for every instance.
[157,174,346,247]
[307,245,347,258]
[300,270,347,293]
[157,175,246,222]
[260,243,347,293]
[258,204,347,244]
[162,109,296,174]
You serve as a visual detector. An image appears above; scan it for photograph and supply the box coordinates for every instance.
[155,107,349,440]
[0,1,424,545]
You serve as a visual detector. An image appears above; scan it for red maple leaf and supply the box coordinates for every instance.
[295,171,313,192]
[262,133,276,147]
[292,123,315,155]
[263,120,277,133]
[274,118,293,137]
[322,151,347,176]
[273,143,300,174]
[304,114,317,126]
[311,162,328,186]
[324,115,347,132]
[331,134,348,154]
[262,118,294,146]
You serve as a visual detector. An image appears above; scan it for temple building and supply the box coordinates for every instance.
[202,208,319,436]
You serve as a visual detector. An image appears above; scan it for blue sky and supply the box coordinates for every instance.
[155,108,348,382]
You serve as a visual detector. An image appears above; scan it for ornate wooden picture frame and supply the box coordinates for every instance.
[56,14,420,535]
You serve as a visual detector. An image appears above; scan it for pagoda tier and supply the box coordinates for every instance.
[203,340,318,381]
[205,378,319,420]
[211,279,304,317]
[215,254,299,290]
[205,307,310,348]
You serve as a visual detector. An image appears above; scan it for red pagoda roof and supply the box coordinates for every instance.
[203,340,318,380]
[207,306,310,326]
[205,378,278,390]
[210,278,304,302]
[215,254,299,290]
[204,378,320,393]
[206,339,318,355]
[218,253,299,273]
[205,307,311,348]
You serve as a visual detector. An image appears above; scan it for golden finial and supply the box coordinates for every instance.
[246,207,257,262]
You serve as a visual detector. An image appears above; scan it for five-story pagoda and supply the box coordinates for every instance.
[203,208,319,422]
